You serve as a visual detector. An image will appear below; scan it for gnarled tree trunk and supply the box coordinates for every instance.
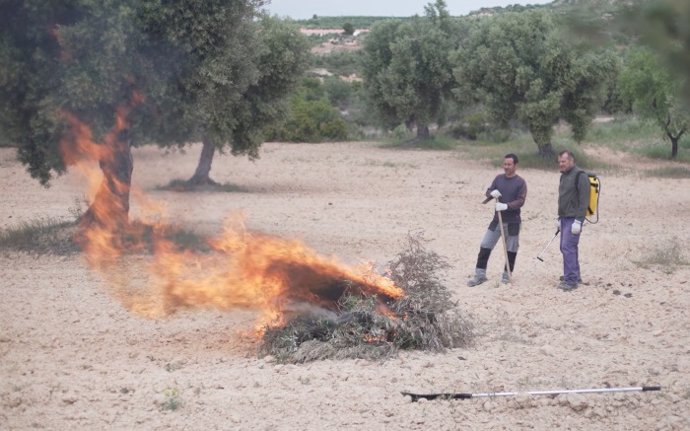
[416,124,430,140]
[670,136,679,159]
[188,136,217,186]
[531,126,555,159]
[666,128,685,159]
[537,142,555,159]
[81,130,133,231]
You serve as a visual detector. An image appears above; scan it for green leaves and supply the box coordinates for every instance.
[1,0,309,184]
[454,10,615,154]
[361,10,459,138]
[619,47,689,157]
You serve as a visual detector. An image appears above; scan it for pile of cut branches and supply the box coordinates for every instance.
[260,232,473,363]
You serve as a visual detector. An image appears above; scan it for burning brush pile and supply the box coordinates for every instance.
[54,105,472,363]
[260,233,474,363]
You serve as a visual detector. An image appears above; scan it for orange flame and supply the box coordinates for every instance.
[60,100,402,330]
[150,218,403,326]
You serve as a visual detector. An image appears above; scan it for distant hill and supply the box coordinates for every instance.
[296,16,411,30]
[297,0,645,52]
[294,0,648,30]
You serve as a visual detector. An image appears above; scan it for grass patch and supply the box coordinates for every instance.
[587,116,659,146]
[0,217,210,255]
[363,158,418,169]
[112,221,211,254]
[158,387,182,412]
[635,141,690,162]
[157,179,247,193]
[632,239,689,274]
[588,116,690,162]
[0,217,79,255]
[381,135,460,150]
[448,116,686,169]
[452,131,612,172]
[645,166,690,178]
[259,232,474,363]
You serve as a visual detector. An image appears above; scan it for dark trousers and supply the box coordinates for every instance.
[559,217,582,284]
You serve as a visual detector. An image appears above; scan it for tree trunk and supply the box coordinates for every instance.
[416,124,430,140]
[188,136,217,185]
[670,136,678,159]
[537,142,555,159]
[530,124,555,159]
[81,130,133,231]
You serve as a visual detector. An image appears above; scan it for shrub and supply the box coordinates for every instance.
[269,97,348,142]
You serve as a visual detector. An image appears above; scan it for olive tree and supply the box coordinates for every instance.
[634,0,690,107]
[360,0,458,140]
[0,0,306,225]
[0,0,166,228]
[453,11,615,157]
[619,48,688,158]
[139,4,308,186]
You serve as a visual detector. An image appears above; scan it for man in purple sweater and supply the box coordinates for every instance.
[467,154,527,286]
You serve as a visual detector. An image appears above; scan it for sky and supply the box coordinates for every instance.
[264,0,554,20]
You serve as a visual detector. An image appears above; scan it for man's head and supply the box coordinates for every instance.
[558,150,575,173]
[503,153,518,177]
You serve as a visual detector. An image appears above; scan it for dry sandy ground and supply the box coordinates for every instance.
[1,141,689,430]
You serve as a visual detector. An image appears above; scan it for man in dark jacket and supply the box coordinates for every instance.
[557,150,590,291]
[467,153,527,286]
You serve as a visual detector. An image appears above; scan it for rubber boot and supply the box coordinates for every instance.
[502,251,517,284]
[467,268,488,287]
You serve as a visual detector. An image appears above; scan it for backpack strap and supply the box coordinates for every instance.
[575,170,582,190]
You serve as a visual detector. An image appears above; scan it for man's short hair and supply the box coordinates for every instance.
[558,150,575,161]
[504,153,519,164]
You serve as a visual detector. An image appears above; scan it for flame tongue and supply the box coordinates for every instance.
[156,226,402,322]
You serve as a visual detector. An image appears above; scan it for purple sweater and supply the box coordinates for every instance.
[486,174,527,224]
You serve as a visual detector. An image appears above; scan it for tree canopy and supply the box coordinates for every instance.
[452,10,616,156]
[360,0,459,139]
[635,0,690,107]
[619,47,688,158]
[0,0,142,185]
[0,0,314,232]
[0,0,307,192]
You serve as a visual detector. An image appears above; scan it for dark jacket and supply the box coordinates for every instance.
[558,166,590,221]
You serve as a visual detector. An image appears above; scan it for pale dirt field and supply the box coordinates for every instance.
[1,141,689,430]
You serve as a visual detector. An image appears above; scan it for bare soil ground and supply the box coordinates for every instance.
[2,141,689,430]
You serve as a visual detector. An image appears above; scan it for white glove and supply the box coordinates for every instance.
[490,189,502,199]
[572,220,582,235]
[555,218,561,230]
[495,202,508,212]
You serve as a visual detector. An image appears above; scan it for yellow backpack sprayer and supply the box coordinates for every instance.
[579,171,601,224]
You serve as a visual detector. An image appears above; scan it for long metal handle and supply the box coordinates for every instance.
[495,197,511,282]
[403,385,661,402]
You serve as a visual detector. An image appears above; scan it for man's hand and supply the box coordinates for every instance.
[490,189,502,199]
[495,202,508,212]
[572,220,582,235]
